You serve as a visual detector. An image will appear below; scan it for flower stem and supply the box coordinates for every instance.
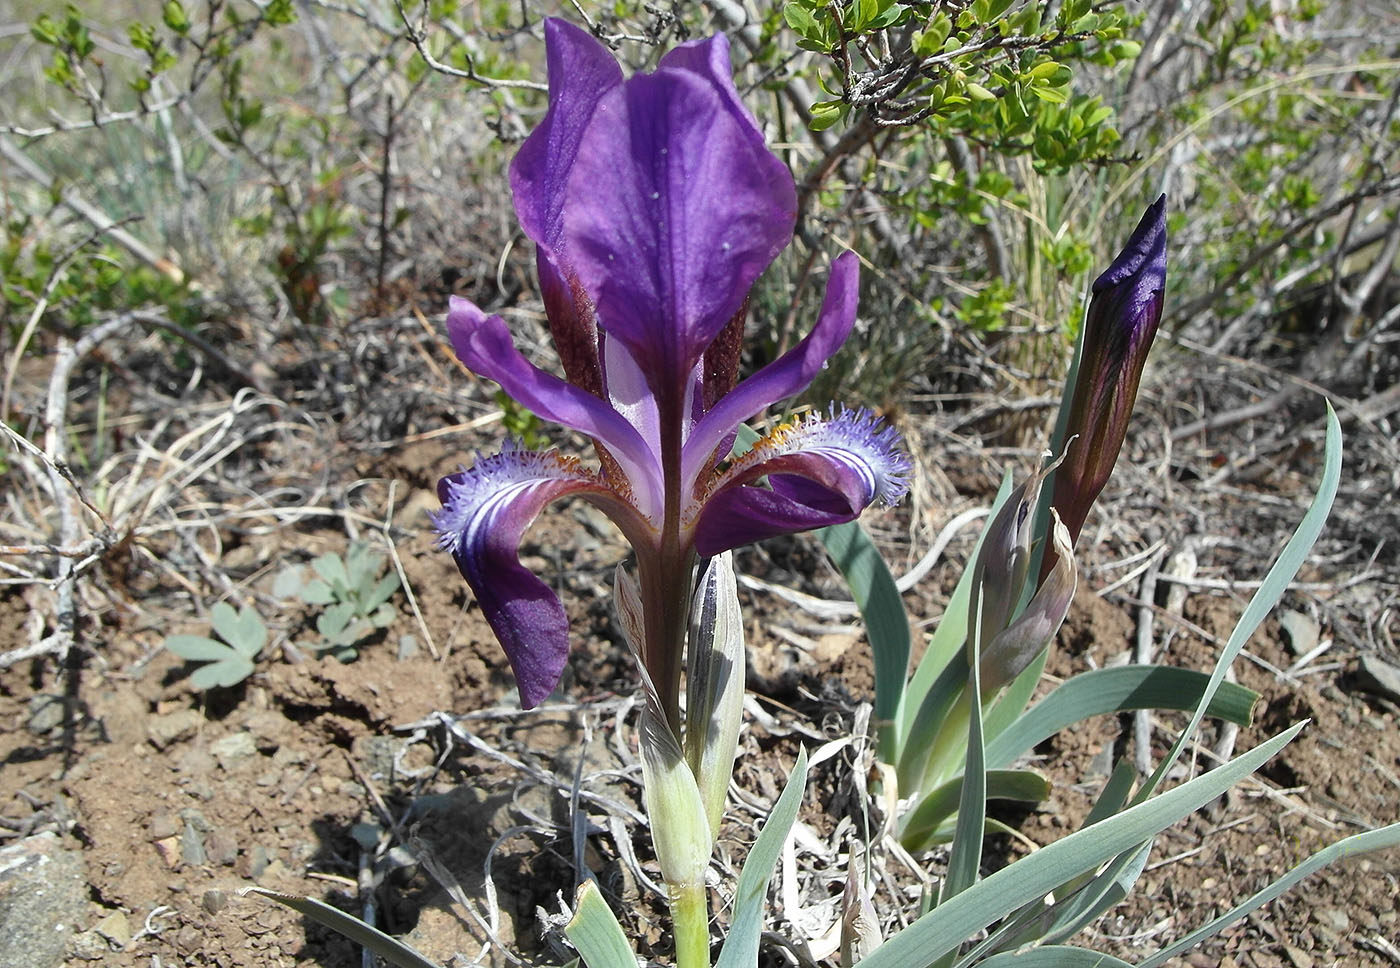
[671,882,710,968]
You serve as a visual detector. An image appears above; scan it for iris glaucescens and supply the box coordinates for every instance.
[433,20,909,718]
[1053,195,1168,546]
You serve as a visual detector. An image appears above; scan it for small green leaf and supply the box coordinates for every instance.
[166,635,232,663]
[163,0,189,33]
[312,552,348,592]
[301,579,335,605]
[272,566,307,599]
[363,570,400,612]
[191,655,254,690]
[966,82,997,101]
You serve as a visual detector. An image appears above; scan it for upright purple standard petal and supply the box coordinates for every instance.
[509,20,622,397]
[657,33,767,144]
[434,447,613,708]
[1054,195,1167,545]
[562,67,797,394]
[694,408,910,555]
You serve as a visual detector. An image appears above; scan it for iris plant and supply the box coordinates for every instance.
[433,20,909,727]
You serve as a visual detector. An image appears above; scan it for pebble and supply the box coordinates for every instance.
[153,836,182,869]
[93,909,131,947]
[210,731,259,771]
[1278,609,1320,656]
[0,832,88,968]
[1356,654,1400,705]
[25,694,67,735]
[181,821,208,866]
[147,708,204,749]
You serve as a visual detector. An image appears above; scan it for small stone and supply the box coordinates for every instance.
[397,634,420,660]
[179,808,212,833]
[181,821,208,866]
[241,710,284,753]
[1278,609,1320,656]
[1356,654,1400,705]
[1282,944,1313,968]
[243,845,273,879]
[93,910,131,948]
[69,930,108,961]
[210,731,258,771]
[206,830,239,866]
[201,889,228,915]
[148,812,180,840]
[153,836,181,869]
[175,748,217,776]
[147,708,203,750]
[1315,907,1349,933]
[26,694,67,735]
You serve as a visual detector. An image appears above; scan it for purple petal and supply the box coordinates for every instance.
[433,446,607,707]
[510,18,622,250]
[562,66,797,394]
[693,407,909,556]
[657,33,767,144]
[446,297,664,518]
[682,252,859,489]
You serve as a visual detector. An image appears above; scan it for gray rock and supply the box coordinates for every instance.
[0,832,88,968]
[210,731,258,771]
[147,708,204,750]
[26,694,67,735]
[1356,654,1400,705]
[1278,609,1320,657]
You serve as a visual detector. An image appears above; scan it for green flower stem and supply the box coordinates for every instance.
[671,882,710,968]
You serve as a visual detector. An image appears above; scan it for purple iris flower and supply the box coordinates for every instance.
[433,20,909,719]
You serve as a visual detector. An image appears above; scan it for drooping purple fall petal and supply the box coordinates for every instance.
[694,408,910,555]
[433,446,615,708]
[447,297,666,520]
[1053,195,1167,545]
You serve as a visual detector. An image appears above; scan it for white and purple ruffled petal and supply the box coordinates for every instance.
[433,446,607,708]
[692,407,910,556]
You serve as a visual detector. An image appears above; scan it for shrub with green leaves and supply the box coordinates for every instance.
[274,542,400,661]
[165,601,266,690]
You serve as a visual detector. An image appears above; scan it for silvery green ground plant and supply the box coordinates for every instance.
[274,542,400,661]
[165,601,267,689]
[246,17,1400,968]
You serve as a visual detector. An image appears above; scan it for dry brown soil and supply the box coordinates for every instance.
[2,421,1398,968]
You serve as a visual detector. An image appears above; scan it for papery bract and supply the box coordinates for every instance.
[434,20,909,716]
